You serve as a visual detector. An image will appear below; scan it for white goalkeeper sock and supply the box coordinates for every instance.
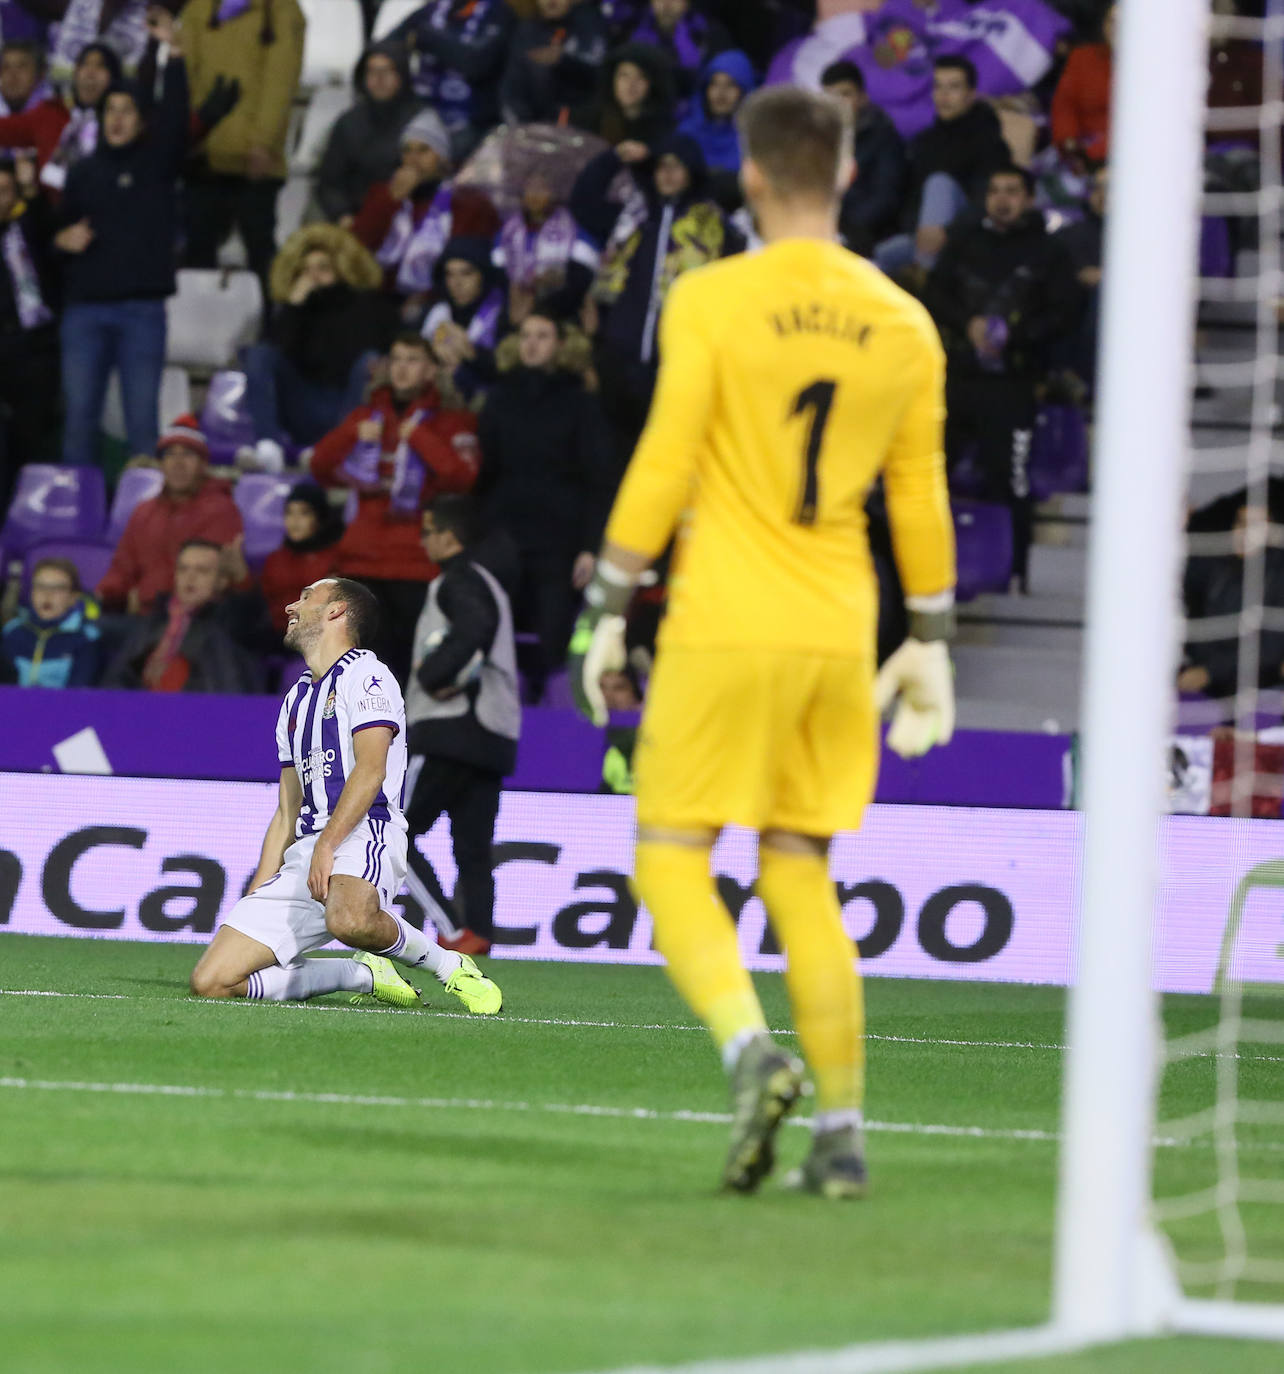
[377,912,462,984]
[245,959,370,1002]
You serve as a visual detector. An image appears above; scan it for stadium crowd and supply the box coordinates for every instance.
[0,0,1267,703]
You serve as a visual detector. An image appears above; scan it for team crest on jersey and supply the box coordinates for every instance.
[322,690,337,719]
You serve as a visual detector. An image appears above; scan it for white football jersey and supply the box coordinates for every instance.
[275,648,408,837]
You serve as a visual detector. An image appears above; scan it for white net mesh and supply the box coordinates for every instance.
[1152,2,1284,1303]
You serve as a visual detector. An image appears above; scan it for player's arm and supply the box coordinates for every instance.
[307,726,394,901]
[570,277,715,724]
[248,765,303,893]
[876,325,959,758]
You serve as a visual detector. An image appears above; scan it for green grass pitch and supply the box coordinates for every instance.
[1,933,1281,1373]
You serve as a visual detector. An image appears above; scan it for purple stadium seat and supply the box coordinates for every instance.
[946,442,987,499]
[21,540,115,599]
[235,473,293,567]
[1029,404,1089,502]
[106,466,165,542]
[953,499,1014,602]
[201,370,256,467]
[1200,215,1233,280]
[1,464,107,555]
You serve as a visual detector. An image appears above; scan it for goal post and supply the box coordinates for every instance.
[1052,0,1210,1343]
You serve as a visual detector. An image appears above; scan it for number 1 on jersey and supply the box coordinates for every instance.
[789,379,837,525]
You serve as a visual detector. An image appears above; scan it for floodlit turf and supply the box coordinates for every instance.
[1,933,1280,1374]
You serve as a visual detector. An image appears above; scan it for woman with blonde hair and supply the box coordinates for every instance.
[241,223,397,470]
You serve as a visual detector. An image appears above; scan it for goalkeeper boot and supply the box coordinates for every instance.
[722,1034,805,1193]
[787,1124,868,1200]
[444,953,503,1016]
[352,952,422,1008]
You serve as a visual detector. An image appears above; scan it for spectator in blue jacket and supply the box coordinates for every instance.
[2,556,101,687]
[822,59,908,259]
[388,0,515,160]
[677,48,754,207]
[54,49,188,468]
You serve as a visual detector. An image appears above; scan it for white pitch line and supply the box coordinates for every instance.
[4,987,1283,1062]
[0,1073,1058,1142]
[2,1074,1281,1154]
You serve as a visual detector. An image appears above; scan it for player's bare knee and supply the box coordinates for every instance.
[189,964,232,998]
[325,888,381,946]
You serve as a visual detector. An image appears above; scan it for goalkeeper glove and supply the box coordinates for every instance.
[568,561,631,726]
[876,596,956,759]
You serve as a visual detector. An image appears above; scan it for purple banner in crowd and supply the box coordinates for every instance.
[0,687,1070,808]
[768,0,1069,138]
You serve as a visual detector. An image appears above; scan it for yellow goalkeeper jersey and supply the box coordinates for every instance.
[605,237,956,657]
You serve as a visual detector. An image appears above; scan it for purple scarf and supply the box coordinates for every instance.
[630,13,705,71]
[50,0,147,79]
[377,184,455,294]
[497,208,577,289]
[3,213,51,329]
[40,107,98,191]
[421,287,504,355]
[388,408,430,515]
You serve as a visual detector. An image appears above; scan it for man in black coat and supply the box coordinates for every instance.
[403,494,522,955]
[55,51,188,467]
[873,55,1010,277]
[820,59,906,259]
[476,306,616,699]
[924,164,1079,589]
[317,40,422,228]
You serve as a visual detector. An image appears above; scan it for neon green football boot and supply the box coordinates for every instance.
[352,952,422,1008]
[444,953,503,1015]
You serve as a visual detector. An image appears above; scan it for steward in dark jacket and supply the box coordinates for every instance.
[317,40,422,224]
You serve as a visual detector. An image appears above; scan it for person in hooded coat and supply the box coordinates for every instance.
[316,39,421,228]
[568,129,742,463]
[420,234,506,406]
[570,39,676,148]
[677,47,753,207]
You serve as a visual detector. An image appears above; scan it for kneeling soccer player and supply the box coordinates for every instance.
[570,86,956,1196]
[190,577,501,1015]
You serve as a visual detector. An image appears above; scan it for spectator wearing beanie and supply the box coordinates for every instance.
[181,0,306,296]
[31,41,120,194]
[386,0,514,158]
[258,482,343,635]
[96,414,244,614]
[240,224,397,469]
[421,235,506,407]
[309,332,479,684]
[0,39,69,167]
[55,47,189,467]
[316,39,421,229]
[351,107,499,305]
[501,0,609,126]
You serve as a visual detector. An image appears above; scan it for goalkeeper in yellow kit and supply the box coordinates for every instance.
[569,85,957,1198]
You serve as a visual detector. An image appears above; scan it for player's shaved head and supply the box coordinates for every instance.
[737,85,851,205]
[326,577,381,650]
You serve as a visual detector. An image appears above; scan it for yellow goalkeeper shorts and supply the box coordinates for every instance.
[633,643,879,837]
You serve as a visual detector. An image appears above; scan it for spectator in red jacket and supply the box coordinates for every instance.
[1050,3,1114,167]
[0,39,70,169]
[309,333,479,681]
[96,414,244,613]
[351,107,498,313]
[259,481,343,635]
